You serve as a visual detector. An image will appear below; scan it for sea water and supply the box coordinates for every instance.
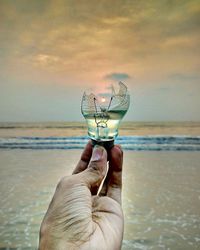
[0,150,200,249]
[0,122,200,249]
[83,110,127,141]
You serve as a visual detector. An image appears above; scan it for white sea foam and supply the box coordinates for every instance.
[0,135,200,150]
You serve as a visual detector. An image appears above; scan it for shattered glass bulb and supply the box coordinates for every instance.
[81,81,130,148]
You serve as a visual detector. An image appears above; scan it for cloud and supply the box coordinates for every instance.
[0,0,199,80]
[104,73,131,81]
[0,0,200,121]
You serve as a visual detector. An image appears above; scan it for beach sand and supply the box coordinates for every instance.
[0,149,200,249]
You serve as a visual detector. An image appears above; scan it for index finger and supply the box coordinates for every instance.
[72,140,93,174]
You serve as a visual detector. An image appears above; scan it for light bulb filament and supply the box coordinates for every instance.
[81,82,130,142]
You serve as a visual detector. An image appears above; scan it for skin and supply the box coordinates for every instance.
[39,141,124,250]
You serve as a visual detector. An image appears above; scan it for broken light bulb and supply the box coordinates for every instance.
[81,81,130,148]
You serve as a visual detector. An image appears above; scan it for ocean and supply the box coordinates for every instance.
[0,121,200,151]
[0,122,200,249]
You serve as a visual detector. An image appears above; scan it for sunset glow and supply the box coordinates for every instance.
[101,97,106,103]
[0,0,199,121]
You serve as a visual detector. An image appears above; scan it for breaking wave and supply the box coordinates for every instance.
[0,136,200,151]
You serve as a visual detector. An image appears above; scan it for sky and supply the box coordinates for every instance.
[0,0,200,122]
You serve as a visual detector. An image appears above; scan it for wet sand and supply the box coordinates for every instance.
[0,150,200,249]
[0,121,200,137]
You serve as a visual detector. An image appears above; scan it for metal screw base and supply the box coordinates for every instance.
[91,139,114,150]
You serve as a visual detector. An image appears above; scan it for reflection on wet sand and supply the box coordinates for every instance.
[0,150,200,249]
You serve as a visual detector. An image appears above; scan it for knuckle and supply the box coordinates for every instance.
[40,221,50,238]
[111,182,122,189]
[89,162,105,178]
[87,163,104,179]
[116,144,123,156]
[56,176,69,189]
[90,161,100,172]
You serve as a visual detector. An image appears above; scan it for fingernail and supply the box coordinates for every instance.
[91,145,104,161]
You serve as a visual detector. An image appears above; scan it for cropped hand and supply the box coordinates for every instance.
[39,141,124,250]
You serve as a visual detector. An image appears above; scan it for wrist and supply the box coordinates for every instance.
[39,226,78,250]
[39,237,77,250]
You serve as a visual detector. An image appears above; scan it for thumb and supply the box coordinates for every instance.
[81,145,107,194]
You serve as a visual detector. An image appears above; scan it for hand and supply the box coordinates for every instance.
[39,141,124,250]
